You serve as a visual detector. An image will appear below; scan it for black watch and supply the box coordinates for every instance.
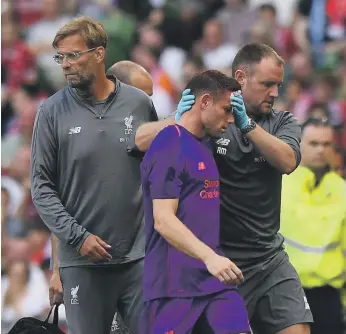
[240,118,256,135]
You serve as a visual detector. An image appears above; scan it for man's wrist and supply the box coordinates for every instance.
[240,117,256,134]
[239,116,250,130]
[75,231,91,251]
[200,248,217,264]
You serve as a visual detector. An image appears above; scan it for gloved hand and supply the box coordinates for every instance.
[175,89,195,122]
[230,91,249,130]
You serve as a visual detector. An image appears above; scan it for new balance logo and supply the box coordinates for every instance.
[216,147,227,155]
[68,127,81,135]
[70,285,79,305]
[215,138,230,146]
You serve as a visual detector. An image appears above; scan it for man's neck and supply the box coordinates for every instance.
[178,109,205,138]
[303,164,329,186]
[77,73,115,101]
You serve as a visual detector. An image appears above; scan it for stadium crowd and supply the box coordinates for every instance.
[1,0,346,333]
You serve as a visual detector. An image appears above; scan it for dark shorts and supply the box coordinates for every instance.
[236,250,314,334]
[141,289,250,334]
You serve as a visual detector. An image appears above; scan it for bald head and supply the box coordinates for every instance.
[107,60,153,96]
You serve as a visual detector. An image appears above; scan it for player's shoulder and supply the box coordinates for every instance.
[148,125,181,152]
[119,81,152,106]
[155,125,182,144]
[143,125,182,165]
[270,109,299,125]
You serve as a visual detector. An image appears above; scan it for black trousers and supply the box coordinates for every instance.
[304,285,345,334]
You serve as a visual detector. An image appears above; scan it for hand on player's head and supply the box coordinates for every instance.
[230,90,249,130]
[175,89,196,122]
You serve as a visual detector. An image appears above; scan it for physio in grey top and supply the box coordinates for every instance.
[31,16,158,334]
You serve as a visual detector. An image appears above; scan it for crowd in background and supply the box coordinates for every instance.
[1,0,346,332]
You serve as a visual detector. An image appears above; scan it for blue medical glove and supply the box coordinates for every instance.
[230,92,249,130]
[175,89,195,122]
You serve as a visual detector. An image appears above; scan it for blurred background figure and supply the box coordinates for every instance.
[281,118,346,334]
[1,0,346,333]
[1,260,50,332]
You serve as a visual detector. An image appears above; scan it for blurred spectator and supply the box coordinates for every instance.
[180,57,205,90]
[98,0,137,69]
[131,44,176,118]
[307,102,330,121]
[215,0,258,46]
[257,3,298,60]
[139,24,188,87]
[1,20,37,94]
[249,0,298,27]
[194,19,238,70]
[245,17,275,47]
[327,145,345,178]
[13,0,43,28]
[296,0,346,68]
[286,52,313,91]
[1,91,37,169]
[1,145,31,238]
[281,118,346,334]
[26,0,72,91]
[1,260,50,332]
[292,74,344,128]
[159,45,187,87]
[27,224,51,266]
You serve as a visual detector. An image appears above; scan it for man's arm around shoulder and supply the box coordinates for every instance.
[134,116,175,152]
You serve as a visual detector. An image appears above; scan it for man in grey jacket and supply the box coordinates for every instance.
[48,60,155,334]
[31,17,158,334]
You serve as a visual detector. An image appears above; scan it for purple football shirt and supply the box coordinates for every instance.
[141,125,233,301]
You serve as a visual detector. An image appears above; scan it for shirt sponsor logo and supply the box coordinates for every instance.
[70,285,79,305]
[216,147,227,155]
[68,126,81,135]
[200,180,220,199]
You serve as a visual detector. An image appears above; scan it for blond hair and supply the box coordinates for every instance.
[52,16,108,49]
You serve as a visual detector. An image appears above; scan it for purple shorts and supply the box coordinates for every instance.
[141,289,251,334]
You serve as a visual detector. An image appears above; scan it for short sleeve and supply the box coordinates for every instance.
[274,112,302,167]
[127,98,159,157]
[145,125,184,199]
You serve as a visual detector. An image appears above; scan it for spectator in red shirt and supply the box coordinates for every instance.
[1,20,37,94]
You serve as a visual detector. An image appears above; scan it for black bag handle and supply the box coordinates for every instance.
[44,304,60,325]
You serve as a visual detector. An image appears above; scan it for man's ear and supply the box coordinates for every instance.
[200,93,213,110]
[95,46,106,63]
[234,69,246,87]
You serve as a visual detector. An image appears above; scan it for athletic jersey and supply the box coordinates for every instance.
[141,125,230,301]
[212,110,301,267]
